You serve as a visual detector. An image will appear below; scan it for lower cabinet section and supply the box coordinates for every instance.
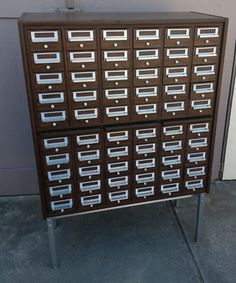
[39,118,212,217]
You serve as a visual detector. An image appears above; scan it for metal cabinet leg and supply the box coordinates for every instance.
[173,199,179,208]
[47,218,58,269]
[195,194,204,242]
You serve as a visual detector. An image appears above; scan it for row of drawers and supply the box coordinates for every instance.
[27,26,223,52]
[30,46,220,72]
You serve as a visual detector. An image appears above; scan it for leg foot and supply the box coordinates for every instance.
[47,218,58,269]
[195,194,204,242]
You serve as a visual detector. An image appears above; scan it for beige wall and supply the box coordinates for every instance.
[0,0,235,195]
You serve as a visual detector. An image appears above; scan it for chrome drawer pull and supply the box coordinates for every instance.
[166,48,188,58]
[196,47,217,57]
[189,138,207,148]
[186,179,204,190]
[38,92,64,104]
[46,153,69,165]
[136,158,155,169]
[136,68,158,79]
[136,49,159,60]
[106,106,128,117]
[36,73,62,84]
[194,65,215,76]
[164,102,185,112]
[51,199,73,211]
[161,183,179,194]
[76,134,99,145]
[166,67,187,77]
[107,131,128,142]
[167,28,190,39]
[135,173,155,183]
[31,31,58,42]
[136,29,159,40]
[71,72,96,83]
[70,51,95,63]
[80,180,101,192]
[108,176,128,187]
[187,166,205,177]
[78,149,100,161]
[33,52,60,64]
[41,111,66,123]
[81,195,101,206]
[165,84,186,95]
[48,169,71,181]
[73,90,97,102]
[163,140,182,151]
[44,137,68,149]
[68,30,94,41]
[78,165,100,177]
[197,27,219,38]
[193,83,214,93]
[107,146,128,157]
[136,104,157,115]
[163,125,183,136]
[136,128,156,139]
[136,87,158,97]
[49,184,72,197]
[191,100,211,110]
[103,29,128,41]
[162,155,181,166]
[136,144,155,154]
[108,162,128,173]
[135,186,154,198]
[74,109,98,120]
[190,123,209,133]
[105,88,128,99]
[109,191,128,202]
[161,169,180,180]
[105,70,128,81]
[104,50,128,61]
[187,152,206,163]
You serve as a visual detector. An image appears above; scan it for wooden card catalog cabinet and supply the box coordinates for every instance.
[18,12,227,218]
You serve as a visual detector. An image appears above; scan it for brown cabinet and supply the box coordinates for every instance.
[19,12,227,218]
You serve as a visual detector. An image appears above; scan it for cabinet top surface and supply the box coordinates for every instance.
[19,11,226,25]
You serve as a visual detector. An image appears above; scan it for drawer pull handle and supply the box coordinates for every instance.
[103,29,128,41]
[81,195,101,206]
[73,90,97,102]
[33,52,60,64]
[51,199,73,211]
[109,191,128,202]
[74,109,98,120]
[162,169,180,180]
[108,146,128,157]
[108,162,128,173]
[194,65,215,76]
[105,88,128,99]
[164,102,185,112]
[167,28,190,39]
[136,49,159,60]
[136,158,155,169]
[191,100,211,110]
[195,47,217,57]
[197,27,219,38]
[186,179,204,190]
[106,106,128,117]
[163,141,182,151]
[136,144,156,154]
[31,31,58,42]
[136,68,158,79]
[40,111,66,123]
[166,48,188,59]
[48,169,71,181]
[49,184,72,197]
[68,30,94,41]
[187,166,205,177]
[193,82,214,93]
[135,173,155,183]
[38,92,64,104]
[78,150,100,161]
[107,131,128,142]
[108,176,128,187]
[104,50,128,61]
[46,153,69,165]
[162,155,181,166]
[189,138,207,148]
[71,72,96,83]
[135,186,154,198]
[76,134,99,145]
[105,70,128,81]
[190,123,209,133]
[161,183,179,194]
[136,86,158,97]
[163,125,183,136]
[166,67,187,77]
[136,128,156,139]
[187,152,206,163]
[136,29,159,40]
[165,84,186,95]
[80,180,101,192]
[36,73,62,84]
[44,137,68,149]
[136,104,157,115]
[70,51,95,63]
[78,165,100,177]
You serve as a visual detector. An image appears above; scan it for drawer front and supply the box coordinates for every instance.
[134,158,157,174]
[77,148,103,166]
[134,143,157,158]
[189,99,214,116]
[134,28,162,48]
[193,46,219,65]
[37,109,69,129]
[187,120,211,138]
[134,172,157,186]
[161,140,185,154]
[164,47,192,66]
[102,50,131,69]
[75,131,102,150]
[101,29,131,49]
[28,30,62,51]
[134,68,161,86]
[65,29,97,50]
[106,161,130,176]
[161,123,186,141]
[31,52,63,72]
[67,51,98,71]
[160,181,182,195]
[107,190,130,204]
[133,103,159,121]
[41,135,71,154]
[190,82,215,100]
[160,168,183,182]
[191,64,217,82]
[134,125,160,144]
[106,145,130,162]
[33,73,65,92]
[79,194,104,210]
[104,106,130,124]
[134,186,156,199]
[186,137,210,153]
[106,175,131,190]
[163,66,190,84]
[194,25,223,46]
[73,108,100,126]
[103,88,130,106]
[35,91,66,109]
[70,71,99,90]
[165,27,193,47]
[185,165,208,180]
[161,154,183,169]
[134,49,161,68]
[105,129,131,147]
[184,177,207,192]
[49,198,74,215]
[46,183,73,199]
[71,90,99,107]
[133,86,159,103]
[103,70,130,88]
[185,151,208,167]
[162,84,189,102]
[162,101,187,119]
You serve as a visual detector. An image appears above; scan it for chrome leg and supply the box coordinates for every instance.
[195,194,204,242]
[47,218,58,269]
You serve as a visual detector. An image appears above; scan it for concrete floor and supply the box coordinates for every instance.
[0,181,235,283]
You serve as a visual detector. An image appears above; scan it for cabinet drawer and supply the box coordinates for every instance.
[134,28,162,48]
[41,136,70,154]
[31,52,63,72]
[191,82,215,96]
[134,172,157,186]
[75,131,102,150]
[107,175,130,190]
[135,186,155,199]
[134,158,157,173]
[103,88,130,106]
[73,108,100,126]
[163,84,189,102]
[78,164,101,179]
[104,106,130,124]
[134,49,161,68]
[160,168,183,182]
[191,64,217,82]
[70,71,98,90]
[101,29,131,49]
[165,27,193,47]
[161,140,184,154]
[47,168,72,183]
[65,29,97,50]
[80,194,103,209]
[161,123,186,141]
[36,91,66,109]
[106,161,130,177]
[47,183,73,199]
[134,86,159,103]
[49,199,74,214]
[108,190,130,204]
[185,166,207,179]
[103,70,130,88]
[37,110,69,129]
[185,151,208,166]
[194,26,223,46]
[164,47,191,66]
[163,66,189,84]
[72,90,99,107]
[160,182,181,195]
[162,101,186,119]
[44,152,70,168]
[79,179,102,193]
[77,148,102,166]
[105,129,131,147]
[28,30,62,51]
[161,154,183,169]
[186,137,210,152]
[189,99,213,116]
[134,68,161,86]
[134,143,157,158]
[187,120,211,138]
[134,126,159,144]
[102,50,131,69]
[184,178,206,191]
[106,145,130,162]
[33,73,65,92]
[133,103,159,121]
[193,46,219,65]
[67,51,98,71]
